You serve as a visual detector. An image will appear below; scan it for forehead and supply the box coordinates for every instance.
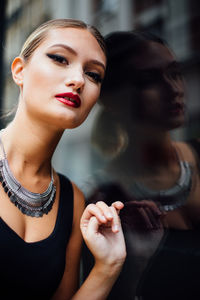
[37,27,106,63]
[132,41,175,70]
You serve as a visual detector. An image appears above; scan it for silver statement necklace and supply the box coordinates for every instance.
[0,136,56,217]
[130,159,192,212]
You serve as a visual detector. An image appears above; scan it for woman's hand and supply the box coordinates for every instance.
[80,201,126,271]
[121,200,166,231]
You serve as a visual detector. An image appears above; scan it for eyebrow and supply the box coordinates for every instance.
[49,43,106,72]
[88,59,106,72]
[167,61,181,70]
[50,43,77,55]
[137,61,181,74]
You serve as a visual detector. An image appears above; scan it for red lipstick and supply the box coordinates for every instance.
[55,92,81,108]
[169,103,184,115]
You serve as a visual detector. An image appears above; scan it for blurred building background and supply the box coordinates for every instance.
[1,0,200,186]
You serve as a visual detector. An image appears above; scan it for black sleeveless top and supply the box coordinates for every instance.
[0,173,73,300]
[83,182,200,300]
[137,228,200,300]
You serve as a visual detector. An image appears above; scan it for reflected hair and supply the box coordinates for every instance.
[101,30,167,97]
[94,31,168,157]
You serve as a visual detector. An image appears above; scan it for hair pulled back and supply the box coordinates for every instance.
[20,18,106,61]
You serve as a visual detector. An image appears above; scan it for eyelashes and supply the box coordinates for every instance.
[168,70,182,80]
[47,53,103,84]
[47,53,68,64]
[85,71,102,83]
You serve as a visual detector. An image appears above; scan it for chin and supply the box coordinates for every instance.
[62,117,88,130]
[54,110,84,129]
[143,115,185,131]
[163,119,185,131]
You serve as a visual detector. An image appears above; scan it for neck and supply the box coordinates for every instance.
[108,127,177,176]
[1,117,64,176]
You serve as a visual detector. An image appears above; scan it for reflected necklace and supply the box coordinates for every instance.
[0,136,56,217]
[131,159,192,212]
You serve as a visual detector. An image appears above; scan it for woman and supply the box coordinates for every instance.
[0,19,126,300]
[83,31,200,299]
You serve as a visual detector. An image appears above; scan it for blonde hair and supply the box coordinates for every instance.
[20,19,106,61]
[91,108,129,159]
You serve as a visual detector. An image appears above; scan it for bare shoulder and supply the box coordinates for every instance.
[173,141,199,165]
[52,182,85,299]
[71,181,85,225]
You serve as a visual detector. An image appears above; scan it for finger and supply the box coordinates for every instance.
[112,201,124,214]
[124,201,145,208]
[141,200,163,216]
[109,206,121,233]
[144,207,161,229]
[138,207,153,229]
[86,216,99,235]
[81,204,107,224]
[81,216,99,242]
[96,201,113,220]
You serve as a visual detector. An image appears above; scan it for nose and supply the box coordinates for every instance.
[65,67,85,92]
[163,75,184,99]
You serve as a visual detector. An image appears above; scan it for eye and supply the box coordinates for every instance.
[47,53,68,65]
[85,71,103,84]
[170,70,182,80]
[135,72,160,87]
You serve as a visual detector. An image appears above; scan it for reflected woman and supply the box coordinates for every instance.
[83,31,200,300]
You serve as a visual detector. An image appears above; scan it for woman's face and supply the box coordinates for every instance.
[15,27,106,129]
[103,40,185,132]
[131,41,185,130]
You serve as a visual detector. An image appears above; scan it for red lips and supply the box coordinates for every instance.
[55,92,81,108]
[169,102,184,114]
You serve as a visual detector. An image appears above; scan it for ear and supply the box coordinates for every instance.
[11,56,25,87]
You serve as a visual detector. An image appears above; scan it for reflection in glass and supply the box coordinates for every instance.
[82,31,200,300]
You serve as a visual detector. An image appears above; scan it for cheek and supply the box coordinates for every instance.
[177,79,185,92]
[85,86,100,109]
[140,88,162,108]
[23,63,58,94]
[79,87,100,124]
[141,87,162,99]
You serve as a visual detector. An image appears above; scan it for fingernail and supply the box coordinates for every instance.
[101,215,106,222]
[106,212,113,219]
[113,225,119,232]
